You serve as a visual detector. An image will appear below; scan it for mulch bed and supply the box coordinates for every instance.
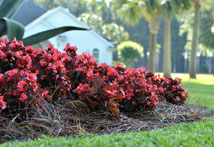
[0,99,214,144]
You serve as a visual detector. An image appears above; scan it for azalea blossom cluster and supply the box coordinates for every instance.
[0,38,189,114]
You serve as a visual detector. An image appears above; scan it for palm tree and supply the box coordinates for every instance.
[161,0,192,77]
[188,0,214,78]
[189,0,201,78]
[112,0,161,73]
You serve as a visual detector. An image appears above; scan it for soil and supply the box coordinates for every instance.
[0,100,214,144]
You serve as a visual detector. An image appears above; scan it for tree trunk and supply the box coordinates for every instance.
[189,0,201,79]
[147,16,160,73]
[163,16,171,77]
[155,51,160,72]
[148,32,157,73]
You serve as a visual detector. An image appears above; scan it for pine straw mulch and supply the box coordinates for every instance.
[0,99,214,144]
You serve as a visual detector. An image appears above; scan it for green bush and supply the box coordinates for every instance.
[117,41,143,68]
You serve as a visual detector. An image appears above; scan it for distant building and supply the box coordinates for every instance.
[13,1,115,65]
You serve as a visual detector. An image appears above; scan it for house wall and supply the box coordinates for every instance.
[24,23,48,37]
[24,8,113,65]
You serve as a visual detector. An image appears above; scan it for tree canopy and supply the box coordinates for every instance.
[117,41,143,68]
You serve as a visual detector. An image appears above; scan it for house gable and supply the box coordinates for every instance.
[56,7,114,48]
[23,7,114,65]
[25,7,114,49]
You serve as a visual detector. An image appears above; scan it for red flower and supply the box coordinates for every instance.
[40,59,47,66]
[63,43,77,56]
[0,50,5,59]
[19,93,27,102]
[41,90,49,97]
[0,98,6,109]
[17,80,26,91]
[185,92,189,98]
[33,84,38,93]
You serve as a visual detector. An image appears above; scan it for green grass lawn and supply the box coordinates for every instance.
[1,73,214,147]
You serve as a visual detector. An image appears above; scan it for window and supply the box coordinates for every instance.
[92,48,99,63]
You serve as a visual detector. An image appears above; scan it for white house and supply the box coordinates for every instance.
[13,2,115,65]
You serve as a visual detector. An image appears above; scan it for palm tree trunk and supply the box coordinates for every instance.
[189,0,201,79]
[148,32,157,73]
[147,16,160,73]
[163,16,171,77]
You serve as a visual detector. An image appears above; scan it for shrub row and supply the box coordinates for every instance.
[0,38,189,114]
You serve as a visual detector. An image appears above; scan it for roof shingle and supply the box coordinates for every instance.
[12,1,47,26]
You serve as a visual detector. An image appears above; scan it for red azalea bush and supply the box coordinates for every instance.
[0,38,189,115]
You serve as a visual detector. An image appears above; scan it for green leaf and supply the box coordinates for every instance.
[0,0,23,18]
[0,18,6,37]
[0,18,25,41]
[23,26,89,46]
